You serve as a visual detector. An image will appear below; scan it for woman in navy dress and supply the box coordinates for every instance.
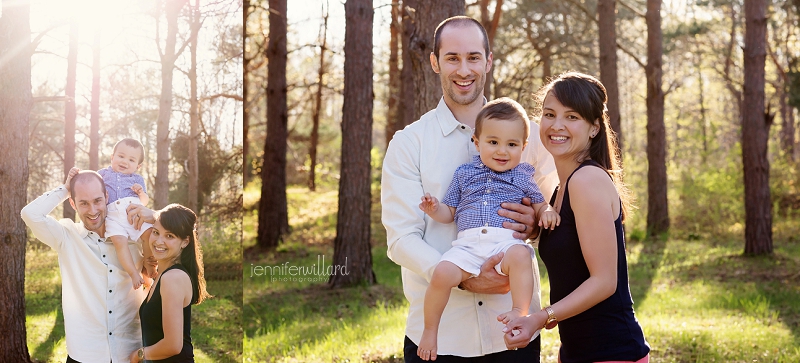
[129,204,210,362]
[502,72,650,363]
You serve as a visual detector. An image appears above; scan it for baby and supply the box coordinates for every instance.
[416,98,560,361]
[71,138,155,290]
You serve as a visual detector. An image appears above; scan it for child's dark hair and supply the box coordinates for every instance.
[112,138,145,165]
[535,71,632,220]
[474,97,530,142]
[155,204,211,304]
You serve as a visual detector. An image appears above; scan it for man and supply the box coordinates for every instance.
[21,170,151,363]
[381,16,557,362]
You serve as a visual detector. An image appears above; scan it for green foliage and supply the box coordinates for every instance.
[169,133,238,214]
[674,157,745,239]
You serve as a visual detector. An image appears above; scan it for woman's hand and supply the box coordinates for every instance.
[129,349,142,363]
[502,312,545,350]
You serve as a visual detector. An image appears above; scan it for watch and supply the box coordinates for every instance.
[543,305,558,329]
[137,347,145,360]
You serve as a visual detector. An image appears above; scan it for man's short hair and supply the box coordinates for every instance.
[474,97,530,142]
[433,16,490,59]
[112,138,145,165]
[69,170,106,197]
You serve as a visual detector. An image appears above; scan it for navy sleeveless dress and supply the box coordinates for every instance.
[538,161,649,363]
[140,264,194,362]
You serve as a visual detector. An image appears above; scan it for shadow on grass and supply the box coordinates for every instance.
[669,249,800,343]
[628,236,668,307]
[31,306,64,363]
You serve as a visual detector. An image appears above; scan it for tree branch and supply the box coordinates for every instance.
[201,93,244,102]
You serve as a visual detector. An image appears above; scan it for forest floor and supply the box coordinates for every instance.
[24,216,243,363]
[243,184,800,363]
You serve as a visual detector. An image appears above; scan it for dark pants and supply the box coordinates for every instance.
[403,335,541,363]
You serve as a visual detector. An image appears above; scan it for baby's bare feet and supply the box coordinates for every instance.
[417,328,438,361]
[497,308,526,325]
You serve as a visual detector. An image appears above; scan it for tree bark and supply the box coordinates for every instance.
[63,23,78,220]
[598,0,622,151]
[90,30,101,171]
[330,0,376,288]
[243,0,251,186]
[645,0,669,236]
[188,0,200,213]
[742,0,772,255]
[407,0,465,119]
[0,1,35,360]
[257,0,289,249]
[480,0,503,100]
[155,0,188,209]
[385,0,401,148]
[400,0,416,126]
[309,8,328,192]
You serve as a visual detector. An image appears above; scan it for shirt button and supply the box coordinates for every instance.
[98,239,102,242]
[478,301,483,306]
[109,290,112,293]
[488,178,492,182]
[483,201,488,205]
[103,255,106,258]
[460,125,465,129]
[486,189,490,193]
[109,270,113,273]
[109,311,112,314]
[481,229,487,234]
[109,332,112,335]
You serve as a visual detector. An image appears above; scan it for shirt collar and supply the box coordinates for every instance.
[435,97,489,137]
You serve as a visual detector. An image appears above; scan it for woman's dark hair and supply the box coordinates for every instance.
[536,71,633,220]
[155,204,211,304]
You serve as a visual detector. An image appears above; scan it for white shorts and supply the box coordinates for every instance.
[440,226,534,277]
[105,197,153,241]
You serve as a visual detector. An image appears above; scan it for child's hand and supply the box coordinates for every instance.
[418,193,440,215]
[131,183,143,195]
[537,207,561,230]
[65,167,80,189]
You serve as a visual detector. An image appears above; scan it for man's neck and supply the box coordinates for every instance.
[444,98,485,129]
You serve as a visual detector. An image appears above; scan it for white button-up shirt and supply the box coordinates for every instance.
[381,98,557,357]
[21,186,146,363]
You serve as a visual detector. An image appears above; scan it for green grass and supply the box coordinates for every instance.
[25,214,243,363]
[244,183,800,362]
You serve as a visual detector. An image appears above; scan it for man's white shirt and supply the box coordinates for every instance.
[381,98,557,357]
[21,185,146,363]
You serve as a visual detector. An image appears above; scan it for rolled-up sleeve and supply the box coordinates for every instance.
[382,132,442,281]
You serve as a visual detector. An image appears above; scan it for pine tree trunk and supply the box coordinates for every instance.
[309,10,328,192]
[598,0,622,151]
[188,0,200,213]
[645,0,669,236]
[407,0,465,119]
[90,30,101,171]
[400,0,415,126]
[480,0,502,101]
[742,0,772,255]
[155,0,187,209]
[330,0,376,288]
[63,23,78,220]
[0,1,35,359]
[243,0,251,186]
[385,0,401,148]
[257,0,289,249]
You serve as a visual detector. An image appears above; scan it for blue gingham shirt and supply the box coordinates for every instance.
[97,166,146,204]
[442,155,545,232]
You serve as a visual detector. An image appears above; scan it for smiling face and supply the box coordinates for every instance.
[539,92,599,162]
[430,23,492,111]
[110,142,142,175]
[474,117,527,172]
[149,218,189,264]
[69,177,107,233]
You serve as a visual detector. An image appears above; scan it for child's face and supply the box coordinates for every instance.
[473,117,527,172]
[110,143,142,175]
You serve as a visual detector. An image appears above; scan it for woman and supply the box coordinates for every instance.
[503,72,650,362]
[129,204,210,362]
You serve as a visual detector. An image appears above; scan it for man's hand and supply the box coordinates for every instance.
[498,197,537,240]
[126,204,155,230]
[458,252,510,294]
